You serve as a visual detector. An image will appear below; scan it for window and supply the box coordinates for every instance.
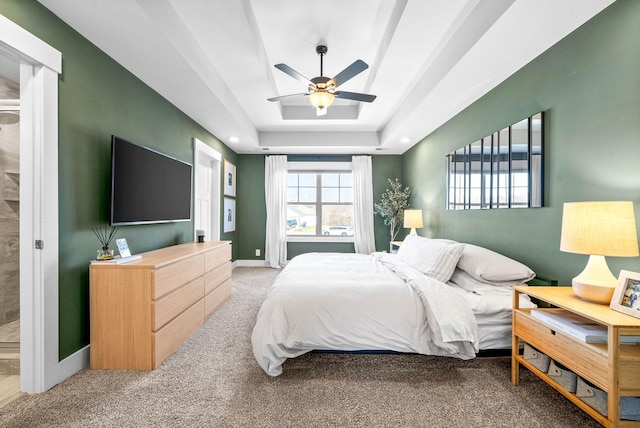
[287,168,354,238]
[446,112,543,210]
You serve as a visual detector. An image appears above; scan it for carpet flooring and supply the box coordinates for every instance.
[0,267,600,427]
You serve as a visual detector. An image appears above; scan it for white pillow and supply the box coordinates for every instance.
[457,243,535,285]
[397,235,465,283]
[449,268,517,296]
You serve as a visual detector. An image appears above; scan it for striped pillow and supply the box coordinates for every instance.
[397,235,465,283]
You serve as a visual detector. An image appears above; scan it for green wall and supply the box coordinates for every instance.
[236,155,267,261]
[372,155,405,250]
[0,0,237,360]
[403,0,640,285]
[235,154,403,260]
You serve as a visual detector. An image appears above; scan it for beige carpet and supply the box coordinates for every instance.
[0,267,599,427]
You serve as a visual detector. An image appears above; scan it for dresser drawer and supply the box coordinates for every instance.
[204,262,232,294]
[152,254,204,299]
[153,299,204,368]
[205,278,231,319]
[153,276,204,331]
[514,310,608,390]
[204,244,231,273]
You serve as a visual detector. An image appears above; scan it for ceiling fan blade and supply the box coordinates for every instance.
[334,91,376,103]
[274,63,313,86]
[267,93,309,102]
[330,60,369,88]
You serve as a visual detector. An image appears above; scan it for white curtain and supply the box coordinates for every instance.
[352,155,376,254]
[265,155,288,268]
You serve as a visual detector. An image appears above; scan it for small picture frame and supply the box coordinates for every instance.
[223,159,236,197]
[115,238,131,258]
[223,197,235,233]
[610,270,640,318]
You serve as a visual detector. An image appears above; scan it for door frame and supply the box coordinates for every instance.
[193,138,221,242]
[0,15,61,393]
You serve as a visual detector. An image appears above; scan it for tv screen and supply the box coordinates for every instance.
[110,136,192,225]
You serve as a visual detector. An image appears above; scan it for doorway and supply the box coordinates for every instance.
[194,138,221,242]
[0,14,62,394]
[0,72,19,406]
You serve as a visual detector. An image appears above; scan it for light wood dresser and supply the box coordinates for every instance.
[89,241,232,370]
[513,286,640,427]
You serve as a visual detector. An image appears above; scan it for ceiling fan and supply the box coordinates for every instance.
[268,45,376,116]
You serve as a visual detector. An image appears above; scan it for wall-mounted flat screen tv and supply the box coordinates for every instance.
[110,135,192,225]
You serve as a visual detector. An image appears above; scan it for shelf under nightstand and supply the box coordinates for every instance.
[512,285,640,427]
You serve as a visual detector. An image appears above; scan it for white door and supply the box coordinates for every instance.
[193,138,220,242]
[1,14,62,393]
[195,156,213,240]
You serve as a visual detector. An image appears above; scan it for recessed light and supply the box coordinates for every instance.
[229,137,239,143]
[400,137,411,144]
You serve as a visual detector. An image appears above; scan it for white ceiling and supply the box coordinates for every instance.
[38,0,614,155]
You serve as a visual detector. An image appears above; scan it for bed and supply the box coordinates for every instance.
[251,235,537,376]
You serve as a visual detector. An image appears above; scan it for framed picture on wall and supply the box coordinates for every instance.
[223,197,235,233]
[223,160,236,197]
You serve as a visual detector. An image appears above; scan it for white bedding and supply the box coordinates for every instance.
[252,252,481,376]
[449,284,536,349]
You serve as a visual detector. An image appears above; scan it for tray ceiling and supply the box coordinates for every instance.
[37,0,614,154]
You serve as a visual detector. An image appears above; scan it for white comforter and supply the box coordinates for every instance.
[251,252,479,376]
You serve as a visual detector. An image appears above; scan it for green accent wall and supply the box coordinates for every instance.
[236,155,267,260]
[372,155,404,250]
[0,0,237,360]
[403,0,640,285]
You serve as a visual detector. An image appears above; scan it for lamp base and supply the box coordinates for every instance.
[571,255,617,304]
[572,281,616,304]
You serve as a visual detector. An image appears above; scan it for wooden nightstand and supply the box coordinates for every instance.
[512,286,640,427]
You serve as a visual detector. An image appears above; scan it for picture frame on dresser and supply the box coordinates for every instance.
[115,238,131,258]
[610,269,640,318]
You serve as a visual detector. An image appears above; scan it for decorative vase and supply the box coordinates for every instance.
[97,248,114,261]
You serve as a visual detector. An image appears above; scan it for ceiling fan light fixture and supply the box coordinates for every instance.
[269,45,375,109]
[308,91,334,110]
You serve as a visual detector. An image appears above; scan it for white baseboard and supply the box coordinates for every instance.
[58,344,90,383]
[234,260,268,268]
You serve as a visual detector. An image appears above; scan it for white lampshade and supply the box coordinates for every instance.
[560,201,639,303]
[403,209,424,235]
[308,91,334,110]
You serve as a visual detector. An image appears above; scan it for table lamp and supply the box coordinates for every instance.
[560,201,639,304]
[403,209,423,236]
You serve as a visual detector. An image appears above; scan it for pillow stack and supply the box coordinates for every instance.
[396,235,535,289]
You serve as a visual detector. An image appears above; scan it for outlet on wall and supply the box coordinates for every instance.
[255,249,261,257]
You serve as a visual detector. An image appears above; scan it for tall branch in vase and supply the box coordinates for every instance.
[374,178,411,242]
